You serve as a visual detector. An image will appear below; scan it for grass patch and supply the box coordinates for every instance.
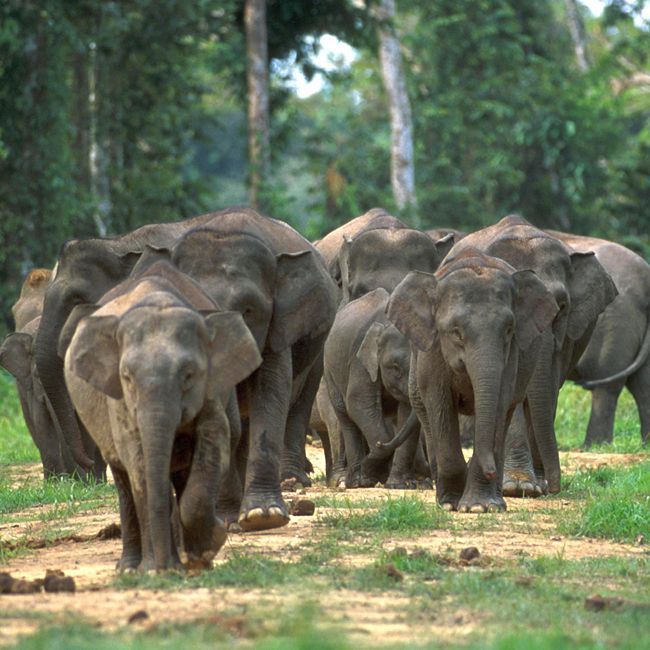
[0,371,40,465]
[555,384,646,453]
[0,474,116,518]
[319,495,451,534]
[558,461,650,541]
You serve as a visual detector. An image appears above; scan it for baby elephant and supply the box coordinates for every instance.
[64,261,262,571]
[324,288,426,488]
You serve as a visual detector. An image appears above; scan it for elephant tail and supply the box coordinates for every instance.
[577,317,650,389]
[376,410,419,452]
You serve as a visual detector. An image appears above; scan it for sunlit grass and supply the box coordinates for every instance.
[0,371,40,464]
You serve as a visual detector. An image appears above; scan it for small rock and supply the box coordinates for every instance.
[585,594,624,612]
[382,563,404,581]
[11,579,41,594]
[550,536,563,541]
[96,523,121,540]
[289,499,316,516]
[280,477,298,492]
[459,547,480,562]
[44,570,75,593]
[128,610,149,624]
[0,573,14,594]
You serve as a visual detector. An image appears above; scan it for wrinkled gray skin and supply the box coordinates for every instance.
[64,262,262,571]
[450,216,617,497]
[387,250,558,512]
[324,288,428,489]
[552,233,650,446]
[153,209,337,532]
[0,270,76,478]
[314,209,453,485]
[34,213,220,472]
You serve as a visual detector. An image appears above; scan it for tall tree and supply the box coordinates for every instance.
[564,0,590,71]
[245,0,270,209]
[376,0,417,215]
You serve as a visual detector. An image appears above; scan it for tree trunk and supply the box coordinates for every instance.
[376,0,417,217]
[564,0,589,72]
[245,0,270,210]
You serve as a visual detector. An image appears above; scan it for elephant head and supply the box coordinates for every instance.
[388,251,558,480]
[339,227,454,303]
[357,320,411,402]
[170,228,336,353]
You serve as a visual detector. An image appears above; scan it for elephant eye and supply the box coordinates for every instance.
[450,327,463,344]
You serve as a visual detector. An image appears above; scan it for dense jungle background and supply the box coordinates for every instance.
[0,0,648,334]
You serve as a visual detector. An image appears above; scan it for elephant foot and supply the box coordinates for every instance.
[281,467,312,488]
[360,455,390,487]
[238,493,289,532]
[138,555,184,573]
[384,472,418,490]
[502,469,546,498]
[184,517,227,564]
[457,480,506,514]
[436,471,466,511]
[327,468,347,489]
[116,552,141,573]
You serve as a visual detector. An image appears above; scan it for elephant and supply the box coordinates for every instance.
[149,208,338,531]
[33,212,220,473]
[448,216,617,497]
[64,260,262,571]
[550,232,650,446]
[0,269,77,477]
[323,288,428,489]
[386,248,558,512]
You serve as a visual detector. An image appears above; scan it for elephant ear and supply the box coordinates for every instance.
[204,311,263,392]
[58,303,99,359]
[387,271,438,351]
[66,315,122,400]
[433,233,455,265]
[512,270,559,350]
[268,250,337,352]
[567,251,618,341]
[356,322,386,383]
[128,244,172,277]
[0,332,33,389]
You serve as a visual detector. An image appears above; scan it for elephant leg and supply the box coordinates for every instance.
[217,400,245,527]
[627,359,650,444]
[238,350,291,532]
[458,406,511,513]
[329,386,365,488]
[281,345,324,487]
[582,380,625,447]
[179,406,230,563]
[459,414,474,448]
[318,381,346,487]
[385,403,419,489]
[503,403,546,497]
[112,465,142,572]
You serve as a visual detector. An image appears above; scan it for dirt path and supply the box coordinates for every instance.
[0,449,647,647]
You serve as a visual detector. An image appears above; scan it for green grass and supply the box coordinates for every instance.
[0,371,40,464]
[558,461,650,541]
[555,384,645,453]
[0,474,116,518]
[319,494,451,534]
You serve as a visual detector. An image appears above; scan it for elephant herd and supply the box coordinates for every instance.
[1,207,648,571]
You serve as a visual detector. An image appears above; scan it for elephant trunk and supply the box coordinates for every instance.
[33,321,94,471]
[138,402,180,571]
[467,352,503,480]
[377,410,419,452]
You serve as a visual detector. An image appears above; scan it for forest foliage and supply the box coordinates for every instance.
[0,0,648,333]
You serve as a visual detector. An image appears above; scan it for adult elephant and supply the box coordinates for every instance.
[551,232,650,447]
[0,269,75,477]
[449,216,617,496]
[386,249,558,512]
[33,213,220,471]
[156,208,337,530]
